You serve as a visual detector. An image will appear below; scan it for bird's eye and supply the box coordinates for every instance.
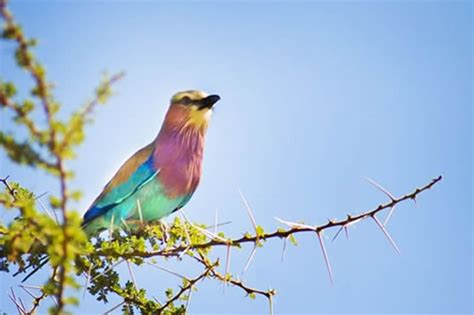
[181,96,192,105]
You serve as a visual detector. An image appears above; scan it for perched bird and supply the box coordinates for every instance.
[19,90,220,281]
[83,90,220,235]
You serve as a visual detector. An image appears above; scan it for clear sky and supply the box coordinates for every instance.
[0,1,472,314]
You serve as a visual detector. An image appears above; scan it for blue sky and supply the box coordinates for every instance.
[0,1,472,314]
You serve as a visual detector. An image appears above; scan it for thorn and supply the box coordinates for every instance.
[332,226,344,242]
[242,244,257,274]
[34,191,48,200]
[195,224,227,242]
[269,294,274,315]
[19,285,35,299]
[181,211,229,243]
[37,197,55,222]
[181,211,227,242]
[185,284,194,312]
[365,177,396,201]
[145,262,187,279]
[179,213,192,244]
[20,284,42,290]
[126,260,137,288]
[109,213,115,239]
[18,297,26,313]
[274,217,315,230]
[383,205,397,226]
[316,231,334,285]
[49,295,58,306]
[103,301,125,315]
[372,214,401,254]
[91,260,124,282]
[204,221,232,230]
[83,263,93,299]
[178,213,192,258]
[38,197,59,224]
[238,188,258,232]
[120,218,131,232]
[281,236,288,262]
[137,199,143,224]
[178,246,190,259]
[9,287,25,314]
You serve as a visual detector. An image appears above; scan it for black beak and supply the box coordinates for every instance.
[199,94,220,110]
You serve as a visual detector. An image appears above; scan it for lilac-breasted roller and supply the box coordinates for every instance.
[82,90,220,235]
[19,90,219,282]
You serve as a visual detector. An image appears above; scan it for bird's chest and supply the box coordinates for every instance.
[153,138,204,198]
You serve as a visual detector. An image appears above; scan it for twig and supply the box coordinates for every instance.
[1,175,16,199]
[194,256,274,300]
[157,261,217,312]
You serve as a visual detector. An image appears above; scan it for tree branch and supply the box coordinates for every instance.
[106,176,442,260]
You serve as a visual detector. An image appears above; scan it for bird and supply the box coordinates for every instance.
[18,90,220,281]
[82,90,220,235]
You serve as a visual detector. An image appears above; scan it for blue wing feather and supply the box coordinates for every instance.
[83,156,158,225]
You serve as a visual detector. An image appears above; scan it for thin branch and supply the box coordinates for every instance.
[1,175,16,199]
[194,256,274,300]
[157,261,217,312]
[281,236,288,262]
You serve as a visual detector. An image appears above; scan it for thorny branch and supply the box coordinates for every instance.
[90,176,441,313]
[158,261,217,312]
[105,176,442,260]
[195,255,274,299]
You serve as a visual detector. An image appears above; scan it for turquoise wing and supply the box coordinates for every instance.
[82,143,157,226]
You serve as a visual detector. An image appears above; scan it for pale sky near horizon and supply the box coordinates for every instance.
[0,1,472,314]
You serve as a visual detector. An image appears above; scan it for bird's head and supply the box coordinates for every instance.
[164,90,220,133]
